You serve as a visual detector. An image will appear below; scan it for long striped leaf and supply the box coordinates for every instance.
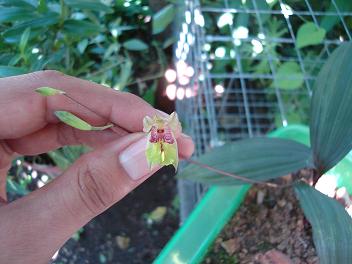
[178,138,313,185]
[310,42,352,174]
[295,183,352,264]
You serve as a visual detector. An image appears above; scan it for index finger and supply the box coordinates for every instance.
[0,70,163,139]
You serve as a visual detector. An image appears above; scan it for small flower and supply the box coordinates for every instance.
[143,112,181,170]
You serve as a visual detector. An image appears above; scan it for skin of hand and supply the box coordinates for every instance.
[0,70,194,264]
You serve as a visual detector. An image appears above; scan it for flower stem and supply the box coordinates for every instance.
[63,94,123,133]
[185,158,279,188]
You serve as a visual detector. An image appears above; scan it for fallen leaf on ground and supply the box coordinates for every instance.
[220,238,239,255]
[116,235,130,250]
[148,206,167,223]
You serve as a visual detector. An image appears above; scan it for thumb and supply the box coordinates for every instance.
[0,133,160,264]
[63,132,159,220]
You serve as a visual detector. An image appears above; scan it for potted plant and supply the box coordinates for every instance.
[155,42,352,263]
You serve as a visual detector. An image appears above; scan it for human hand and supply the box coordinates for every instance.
[0,71,194,264]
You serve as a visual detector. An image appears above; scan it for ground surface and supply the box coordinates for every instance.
[49,167,178,264]
[204,185,318,264]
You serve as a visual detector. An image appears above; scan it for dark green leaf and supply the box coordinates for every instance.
[64,0,113,13]
[0,65,27,77]
[296,22,326,49]
[142,81,157,106]
[294,183,352,264]
[77,39,89,54]
[310,42,352,174]
[116,58,132,90]
[48,150,72,170]
[8,54,21,66]
[38,0,48,13]
[19,28,31,54]
[273,62,304,90]
[163,36,177,49]
[123,39,148,51]
[63,20,102,37]
[0,7,36,23]
[3,27,45,44]
[2,13,59,40]
[178,138,313,185]
[253,0,270,23]
[321,0,352,32]
[0,0,36,8]
[6,178,29,196]
[152,4,176,35]
[49,146,88,170]
[236,13,249,28]
[103,43,119,59]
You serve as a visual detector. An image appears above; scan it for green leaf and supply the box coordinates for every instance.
[163,36,177,49]
[6,178,29,196]
[38,0,48,13]
[35,87,66,96]
[8,54,21,66]
[64,0,113,13]
[54,111,113,131]
[321,0,352,32]
[0,7,36,23]
[0,0,36,9]
[123,39,148,51]
[47,150,71,170]
[3,27,45,44]
[178,138,313,185]
[48,145,88,170]
[0,65,27,77]
[152,4,176,35]
[253,0,270,23]
[310,42,352,174]
[19,27,31,54]
[236,13,249,28]
[294,183,352,264]
[77,39,89,54]
[63,20,102,37]
[143,84,156,106]
[2,13,59,39]
[116,58,132,90]
[273,62,304,90]
[296,22,326,49]
[103,43,119,59]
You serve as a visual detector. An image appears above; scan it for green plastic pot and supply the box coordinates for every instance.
[154,125,352,264]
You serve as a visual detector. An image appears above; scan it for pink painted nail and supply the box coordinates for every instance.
[119,137,157,180]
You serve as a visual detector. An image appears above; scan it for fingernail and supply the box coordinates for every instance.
[119,137,157,180]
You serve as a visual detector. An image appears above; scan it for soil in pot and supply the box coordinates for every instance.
[203,183,319,264]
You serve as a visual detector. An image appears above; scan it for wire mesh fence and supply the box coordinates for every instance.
[171,0,352,220]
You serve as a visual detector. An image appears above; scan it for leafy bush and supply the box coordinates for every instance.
[0,0,176,102]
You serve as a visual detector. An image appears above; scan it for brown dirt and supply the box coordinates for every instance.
[204,185,319,264]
